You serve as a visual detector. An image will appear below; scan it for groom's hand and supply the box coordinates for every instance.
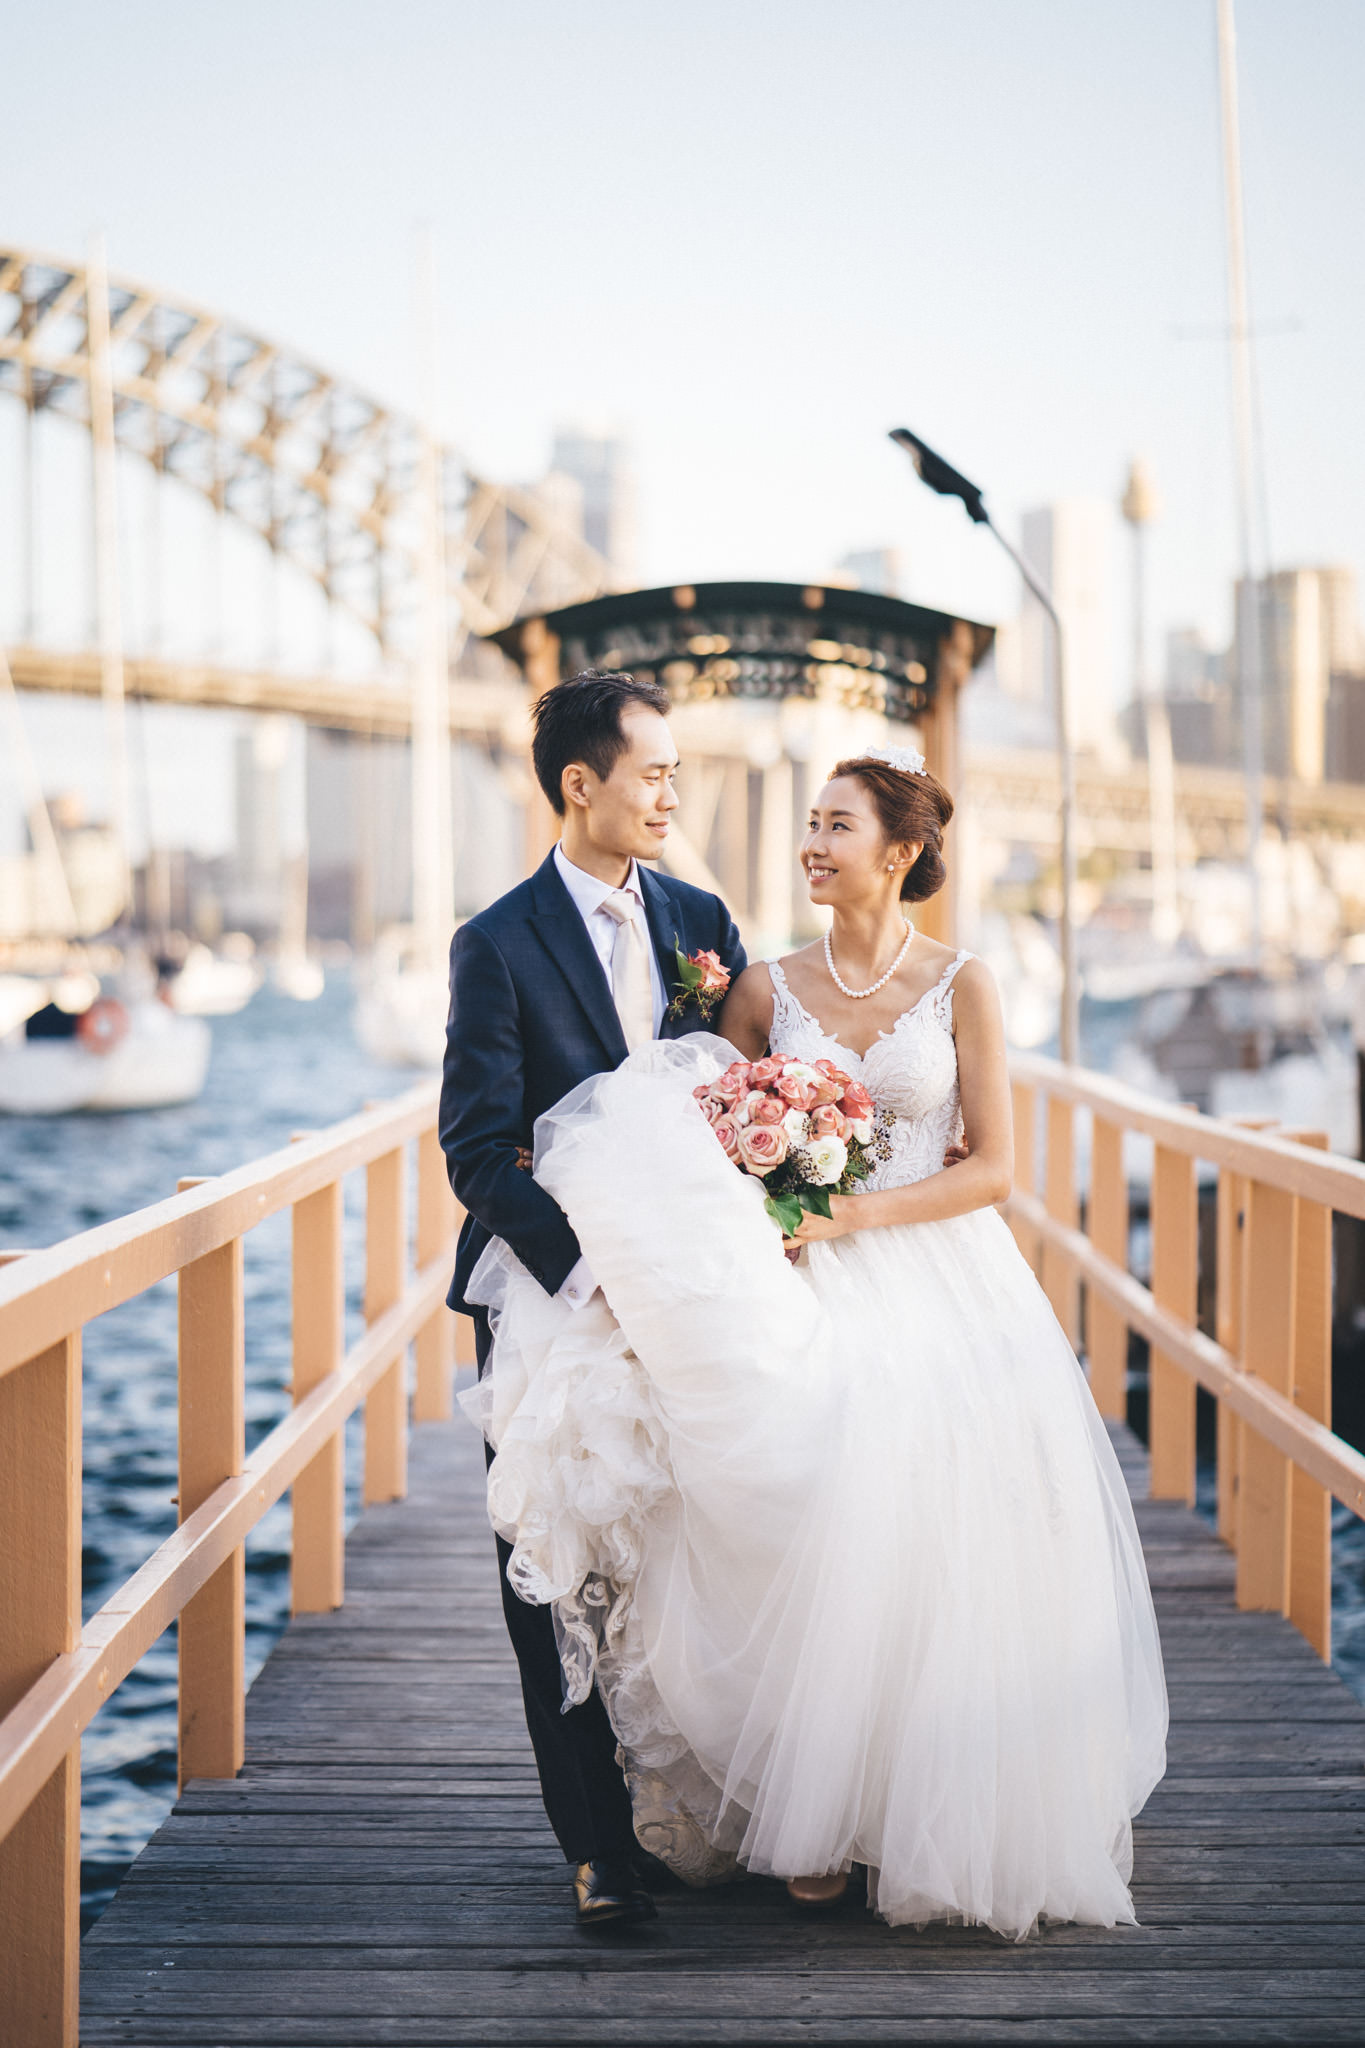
[515,1146,533,1173]
[944,1140,969,1168]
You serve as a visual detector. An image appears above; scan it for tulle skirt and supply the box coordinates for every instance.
[465,1035,1167,1939]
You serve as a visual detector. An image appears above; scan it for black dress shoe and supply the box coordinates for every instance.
[573,1858,659,1926]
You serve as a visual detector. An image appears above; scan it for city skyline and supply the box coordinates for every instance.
[2,0,1362,662]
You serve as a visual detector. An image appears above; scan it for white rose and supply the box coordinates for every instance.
[804,1134,848,1186]
[848,1116,873,1145]
[782,1061,821,1085]
[781,1106,811,1144]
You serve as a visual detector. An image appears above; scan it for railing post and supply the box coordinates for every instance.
[1283,1133,1331,1660]
[292,1180,345,1613]
[1237,1175,1297,1613]
[364,1147,408,1504]
[0,1323,81,2048]
[1149,1143,1198,1505]
[1214,1165,1245,1547]
[1087,1114,1128,1420]
[1041,1095,1078,1345]
[1009,1080,1040,1274]
[414,1125,458,1418]
[176,1201,246,1788]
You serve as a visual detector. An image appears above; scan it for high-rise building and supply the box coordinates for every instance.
[1017,500,1121,759]
[549,429,637,585]
[835,547,902,598]
[1238,567,1361,782]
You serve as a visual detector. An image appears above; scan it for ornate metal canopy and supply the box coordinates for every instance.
[490,580,992,722]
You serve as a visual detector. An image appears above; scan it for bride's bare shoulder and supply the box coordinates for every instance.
[724,960,776,1017]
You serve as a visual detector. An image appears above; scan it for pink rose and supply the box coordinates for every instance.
[840,1081,874,1120]
[692,948,730,991]
[692,1082,711,1101]
[814,1058,846,1083]
[750,1092,787,1127]
[809,1077,842,1106]
[711,1114,742,1160]
[809,1102,845,1139]
[748,1055,781,1088]
[712,1069,748,1107]
[777,1074,817,1112]
[699,1093,728,1127]
[738,1122,789,1175]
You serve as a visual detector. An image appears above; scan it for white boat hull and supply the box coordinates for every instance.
[354,968,448,1069]
[0,1005,212,1114]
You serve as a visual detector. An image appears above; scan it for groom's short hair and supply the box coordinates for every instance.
[532,670,671,815]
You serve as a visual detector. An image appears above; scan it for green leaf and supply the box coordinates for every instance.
[764,1193,805,1237]
[673,945,703,989]
[799,1185,833,1220]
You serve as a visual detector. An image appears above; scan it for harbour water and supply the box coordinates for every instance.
[1,977,1362,1928]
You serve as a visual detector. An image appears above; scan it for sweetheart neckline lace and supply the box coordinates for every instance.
[766,951,969,1066]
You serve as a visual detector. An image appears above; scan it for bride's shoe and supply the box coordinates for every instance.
[785,1872,849,1909]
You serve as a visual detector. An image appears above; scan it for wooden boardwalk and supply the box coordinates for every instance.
[82,1405,1365,2045]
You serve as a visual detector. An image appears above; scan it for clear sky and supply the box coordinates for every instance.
[4,1,1363,679]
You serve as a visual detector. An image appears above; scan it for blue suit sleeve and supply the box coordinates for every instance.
[439,922,583,1298]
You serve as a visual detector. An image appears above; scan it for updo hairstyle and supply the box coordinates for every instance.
[830,755,954,904]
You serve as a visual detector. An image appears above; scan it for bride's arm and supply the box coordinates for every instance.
[717,962,775,1061]
[789,958,1014,1242]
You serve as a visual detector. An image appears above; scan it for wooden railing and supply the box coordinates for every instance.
[0,1080,470,2048]
[1006,1053,1365,1666]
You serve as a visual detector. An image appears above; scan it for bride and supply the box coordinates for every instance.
[466,743,1167,1940]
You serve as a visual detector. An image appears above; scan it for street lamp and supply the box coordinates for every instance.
[889,427,1080,1067]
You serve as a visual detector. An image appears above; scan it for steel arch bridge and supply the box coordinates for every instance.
[0,243,614,667]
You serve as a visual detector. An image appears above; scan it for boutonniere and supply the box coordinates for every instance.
[666,941,731,1023]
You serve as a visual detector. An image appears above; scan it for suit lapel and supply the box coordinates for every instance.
[639,866,683,1016]
[527,852,628,1065]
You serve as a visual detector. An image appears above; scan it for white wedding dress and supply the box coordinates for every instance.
[465,952,1167,1939]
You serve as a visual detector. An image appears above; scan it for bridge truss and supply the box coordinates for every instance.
[0,244,614,657]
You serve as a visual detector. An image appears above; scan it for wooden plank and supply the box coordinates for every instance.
[1009,1080,1040,1272]
[1150,1144,1197,1505]
[1238,1178,1296,1614]
[0,1333,81,2048]
[1041,1094,1078,1340]
[363,1149,407,1506]
[291,1182,345,1614]
[1214,1167,1243,1547]
[177,1220,246,1788]
[1086,1114,1127,1420]
[413,1128,458,1417]
[1285,1134,1331,1661]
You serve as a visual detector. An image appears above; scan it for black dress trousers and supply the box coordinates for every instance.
[473,1307,637,1865]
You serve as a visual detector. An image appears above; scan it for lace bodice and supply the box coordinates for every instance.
[767,952,972,1192]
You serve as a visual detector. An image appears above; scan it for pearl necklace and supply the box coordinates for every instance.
[824,921,916,999]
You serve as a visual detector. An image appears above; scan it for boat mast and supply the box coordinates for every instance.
[411,229,454,972]
[1216,0,1265,968]
[86,233,135,923]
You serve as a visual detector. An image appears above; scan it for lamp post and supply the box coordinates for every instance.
[889,428,1080,1066]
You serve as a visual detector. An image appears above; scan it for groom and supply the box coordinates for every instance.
[440,670,747,1927]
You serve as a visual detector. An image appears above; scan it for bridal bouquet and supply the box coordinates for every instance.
[692,1054,892,1236]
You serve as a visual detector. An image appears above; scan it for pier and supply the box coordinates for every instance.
[3,1060,1365,2043]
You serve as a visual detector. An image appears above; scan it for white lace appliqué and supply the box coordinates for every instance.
[767,952,971,1191]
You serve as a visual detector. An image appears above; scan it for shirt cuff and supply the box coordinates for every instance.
[557,1255,598,1311]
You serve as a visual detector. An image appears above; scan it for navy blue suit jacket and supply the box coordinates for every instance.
[441,850,747,1314]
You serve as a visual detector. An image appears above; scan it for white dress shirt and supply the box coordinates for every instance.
[552,844,667,1309]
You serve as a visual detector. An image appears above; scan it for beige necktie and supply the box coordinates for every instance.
[599,891,654,1050]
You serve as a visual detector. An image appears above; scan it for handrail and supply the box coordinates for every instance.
[1010,1051,1365,1218]
[1005,1051,1353,1680]
[0,1080,442,1377]
[0,1081,464,2046]
[1006,1187,1365,1516]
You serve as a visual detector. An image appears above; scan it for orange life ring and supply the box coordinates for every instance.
[77,997,130,1055]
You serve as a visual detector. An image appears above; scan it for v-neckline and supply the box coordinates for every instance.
[768,955,964,1064]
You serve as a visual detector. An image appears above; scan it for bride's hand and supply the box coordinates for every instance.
[783,1195,854,1249]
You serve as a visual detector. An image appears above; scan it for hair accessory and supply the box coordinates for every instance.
[862,743,928,777]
